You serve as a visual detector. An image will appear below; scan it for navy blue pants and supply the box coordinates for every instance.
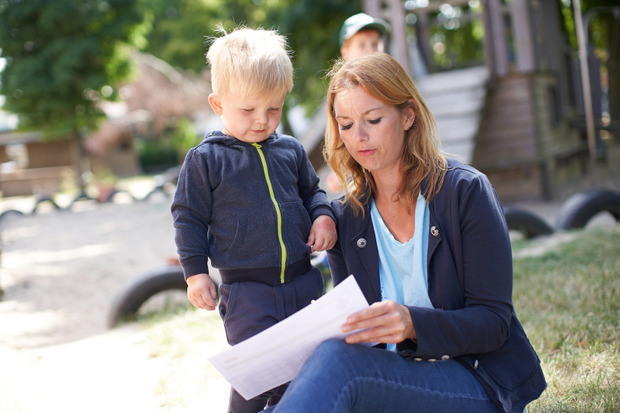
[218,267,324,413]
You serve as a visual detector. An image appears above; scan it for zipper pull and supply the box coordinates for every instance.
[251,142,262,149]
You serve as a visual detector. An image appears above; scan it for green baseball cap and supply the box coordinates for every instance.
[339,12,389,46]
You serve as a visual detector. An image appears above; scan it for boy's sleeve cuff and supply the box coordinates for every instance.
[310,205,335,223]
[179,256,209,280]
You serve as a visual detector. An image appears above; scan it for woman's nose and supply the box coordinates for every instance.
[353,124,368,141]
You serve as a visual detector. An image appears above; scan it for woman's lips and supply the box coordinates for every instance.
[358,149,375,156]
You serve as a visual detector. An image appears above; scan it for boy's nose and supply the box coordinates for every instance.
[255,111,268,125]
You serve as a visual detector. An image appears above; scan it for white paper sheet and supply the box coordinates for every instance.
[208,275,370,400]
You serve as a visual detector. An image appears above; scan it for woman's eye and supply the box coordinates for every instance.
[339,123,353,131]
[369,118,382,125]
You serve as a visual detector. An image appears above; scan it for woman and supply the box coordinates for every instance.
[269,53,546,412]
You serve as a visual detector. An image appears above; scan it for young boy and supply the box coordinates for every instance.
[171,27,337,412]
[339,12,389,61]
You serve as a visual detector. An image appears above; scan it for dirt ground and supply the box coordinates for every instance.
[0,196,230,412]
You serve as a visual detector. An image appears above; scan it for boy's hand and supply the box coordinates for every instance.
[186,273,217,311]
[306,215,337,252]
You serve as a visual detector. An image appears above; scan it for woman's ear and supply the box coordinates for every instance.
[404,100,416,130]
[208,93,224,115]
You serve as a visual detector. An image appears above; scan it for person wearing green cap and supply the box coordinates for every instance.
[339,12,390,62]
[324,13,392,195]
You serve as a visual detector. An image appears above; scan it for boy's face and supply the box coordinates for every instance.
[340,29,383,61]
[208,92,285,143]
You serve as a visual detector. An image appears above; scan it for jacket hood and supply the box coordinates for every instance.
[204,130,277,146]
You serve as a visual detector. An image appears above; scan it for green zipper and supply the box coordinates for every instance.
[252,142,286,284]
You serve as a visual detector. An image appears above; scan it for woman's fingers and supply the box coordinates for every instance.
[342,301,415,344]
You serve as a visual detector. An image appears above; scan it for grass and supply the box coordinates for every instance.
[140,225,620,412]
[512,226,619,412]
[139,308,229,409]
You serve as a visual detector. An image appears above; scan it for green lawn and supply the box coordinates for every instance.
[512,226,619,412]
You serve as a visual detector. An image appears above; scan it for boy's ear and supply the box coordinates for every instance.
[208,93,224,115]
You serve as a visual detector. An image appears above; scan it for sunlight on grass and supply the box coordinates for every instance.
[513,227,619,412]
[140,308,230,411]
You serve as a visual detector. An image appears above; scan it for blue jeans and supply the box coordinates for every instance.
[266,339,501,413]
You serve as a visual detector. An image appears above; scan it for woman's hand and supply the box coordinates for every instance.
[342,300,417,344]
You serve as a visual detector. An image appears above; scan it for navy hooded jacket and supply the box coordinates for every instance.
[172,131,334,285]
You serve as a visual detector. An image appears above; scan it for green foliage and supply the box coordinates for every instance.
[140,0,290,73]
[136,135,178,173]
[136,117,200,171]
[560,0,617,52]
[0,0,148,138]
[271,0,361,115]
[140,0,222,73]
[172,117,201,161]
[139,0,360,118]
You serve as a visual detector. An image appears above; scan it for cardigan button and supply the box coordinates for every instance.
[474,359,479,370]
[441,355,450,361]
[430,226,439,237]
[356,238,367,248]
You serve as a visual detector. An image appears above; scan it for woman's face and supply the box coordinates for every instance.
[333,86,414,177]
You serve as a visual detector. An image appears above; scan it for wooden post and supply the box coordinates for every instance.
[363,0,381,18]
[510,0,535,72]
[482,0,509,78]
[573,0,598,181]
[363,0,411,74]
[386,0,411,74]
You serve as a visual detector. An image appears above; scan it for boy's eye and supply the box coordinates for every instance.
[369,118,382,125]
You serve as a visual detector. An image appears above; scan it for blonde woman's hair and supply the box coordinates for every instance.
[206,26,293,100]
[323,53,447,215]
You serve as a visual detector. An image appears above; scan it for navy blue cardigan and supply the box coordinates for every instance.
[326,161,546,413]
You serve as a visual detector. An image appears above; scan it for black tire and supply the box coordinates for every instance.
[556,189,620,230]
[140,185,171,202]
[503,206,554,239]
[32,196,61,214]
[107,265,188,328]
[0,209,24,224]
[103,189,137,204]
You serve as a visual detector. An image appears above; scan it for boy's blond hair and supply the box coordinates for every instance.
[206,27,293,100]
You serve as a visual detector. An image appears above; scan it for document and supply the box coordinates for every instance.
[208,275,370,400]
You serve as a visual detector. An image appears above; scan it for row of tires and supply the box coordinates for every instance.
[0,186,172,222]
[0,167,181,222]
[106,188,620,328]
[504,189,620,238]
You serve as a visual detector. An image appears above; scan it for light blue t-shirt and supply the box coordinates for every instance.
[370,192,433,350]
